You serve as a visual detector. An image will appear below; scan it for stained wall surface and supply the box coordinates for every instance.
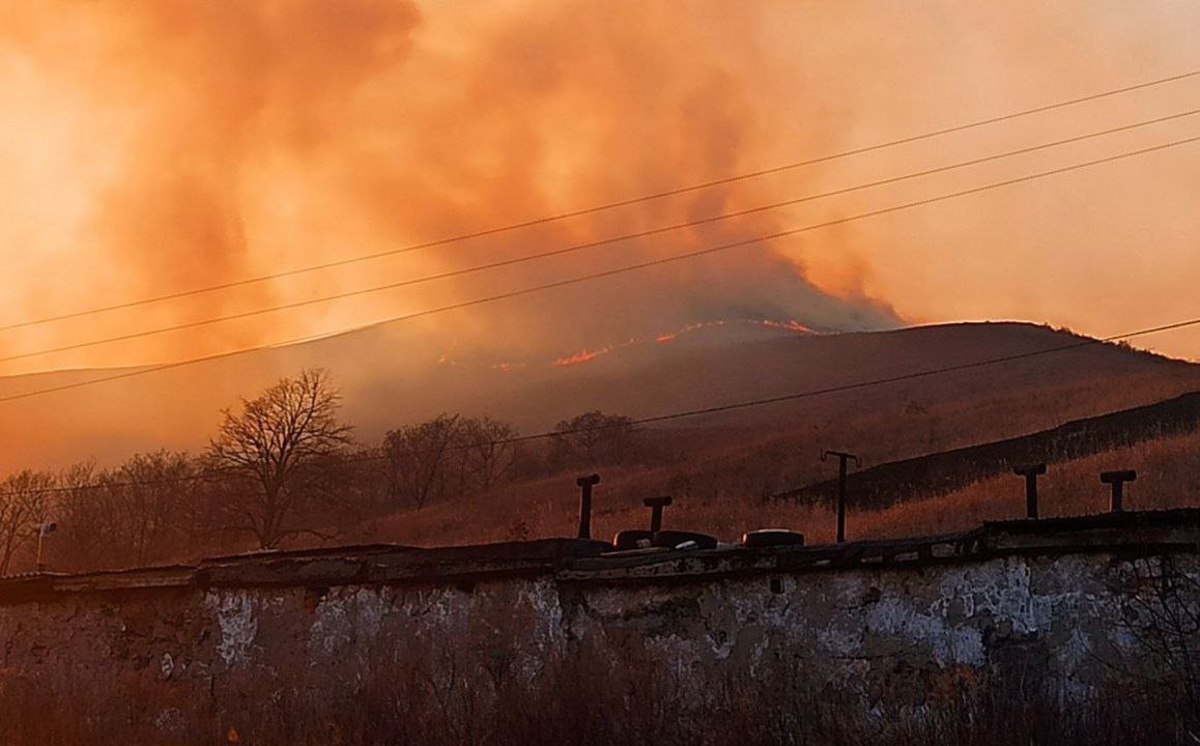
[0,513,1193,740]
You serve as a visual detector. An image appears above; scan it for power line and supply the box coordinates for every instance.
[2,132,1197,403]
[5,113,1199,366]
[8,313,1200,499]
[4,67,1198,334]
[601,317,1200,430]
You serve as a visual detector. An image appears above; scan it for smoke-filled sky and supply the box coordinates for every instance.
[0,0,1198,382]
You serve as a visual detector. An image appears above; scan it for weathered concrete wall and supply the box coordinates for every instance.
[0,512,1196,741]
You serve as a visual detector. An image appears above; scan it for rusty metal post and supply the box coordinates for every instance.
[1100,470,1137,513]
[35,521,55,573]
[1013,463,1047,519]
[643,496,673,533]
[822,451,861,544]
[576,474,600,539]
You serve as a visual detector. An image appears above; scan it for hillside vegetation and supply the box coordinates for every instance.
[2,322,1199,572]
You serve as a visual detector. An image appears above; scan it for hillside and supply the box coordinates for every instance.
[367,392,1200,550]
[0,320,1194,480]
[778,390,1200,509]
[846,429,1200,542]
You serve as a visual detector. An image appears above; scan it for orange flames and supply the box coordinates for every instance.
[552,339,637,368]
[760,320,814,334]
[552,319,813,367]
[0,1,1195,380]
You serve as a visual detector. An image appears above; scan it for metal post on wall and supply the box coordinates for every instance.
[822,451,861,543]
[643,496,673,533]
[35,521,56,572]
[1100,470,1137,513]
[1013,463,1047,519]
[576,474,600,539]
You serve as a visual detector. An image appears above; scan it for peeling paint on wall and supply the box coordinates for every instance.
[0,515,1195,734]
[205,591,259,667]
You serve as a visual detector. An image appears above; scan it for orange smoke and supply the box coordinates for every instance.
[0,0,1197,393]
[0,0,910,385]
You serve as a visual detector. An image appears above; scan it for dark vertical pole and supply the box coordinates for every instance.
[643,496,673,533]
[1013,464,1047,519]
[1101,470,1136,513]
[836,457,848,544]
[576,474,600,539]
[822,451,860,544]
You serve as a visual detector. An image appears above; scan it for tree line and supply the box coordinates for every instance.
[0,369,643,574]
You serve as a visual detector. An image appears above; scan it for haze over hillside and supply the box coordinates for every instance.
[0,319,1194,475]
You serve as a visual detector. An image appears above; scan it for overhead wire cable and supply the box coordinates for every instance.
[3,67,1199,333]
[0,132,1197,405]
[7,314,1200,498]
[5,109,1200,365]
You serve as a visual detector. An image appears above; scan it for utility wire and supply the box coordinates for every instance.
[3,67,1198,334]
[4,109,1195,369]
[8,314,1200,498]
[2,132,1197,404]
[6,108,1199,366]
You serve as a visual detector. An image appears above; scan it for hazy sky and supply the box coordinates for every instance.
[0,0,1198,379]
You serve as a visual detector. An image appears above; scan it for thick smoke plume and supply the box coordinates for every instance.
[0,1,1197,468]
[0,0,903,377]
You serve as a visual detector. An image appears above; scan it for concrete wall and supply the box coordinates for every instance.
[0,512,1195,741]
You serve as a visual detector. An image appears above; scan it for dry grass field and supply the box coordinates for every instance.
[363,419,1200,549]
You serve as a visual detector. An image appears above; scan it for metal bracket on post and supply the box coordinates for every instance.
[576,474,600,539]
[643,496,673,533]
[1100,470,1137,513]
[1013,463,1047,519]
[821,451,861,544]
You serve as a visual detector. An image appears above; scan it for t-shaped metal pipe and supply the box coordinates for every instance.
[1100,470,1137,513]
[576,474,601,539]
[643,496,673,533]
[1013,463,1047,519]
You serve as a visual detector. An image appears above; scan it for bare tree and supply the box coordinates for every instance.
[383,415,462,509]
[1111,555,1200,717]
[116,451,199,566]
[550,411,638,468]
[459,417,518,493]
[207,368,353,549]
[50,462,108,571]
[0,470,53,575]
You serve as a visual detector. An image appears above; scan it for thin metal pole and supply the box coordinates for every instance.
[837,458,848,543]
[1013,464,1047,519]
[576,474,600,539]
[822,451,860,544]
[643,496,673,533]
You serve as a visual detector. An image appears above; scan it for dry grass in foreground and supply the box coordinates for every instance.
[363,429,1200,549]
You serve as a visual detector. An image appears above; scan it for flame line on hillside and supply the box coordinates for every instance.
[2,67,1199,334]
[0,132,1197,406]
[438,318,813,370]
[551,319,814,366]
[3,314,1199,499]
[4,107,1200,365]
